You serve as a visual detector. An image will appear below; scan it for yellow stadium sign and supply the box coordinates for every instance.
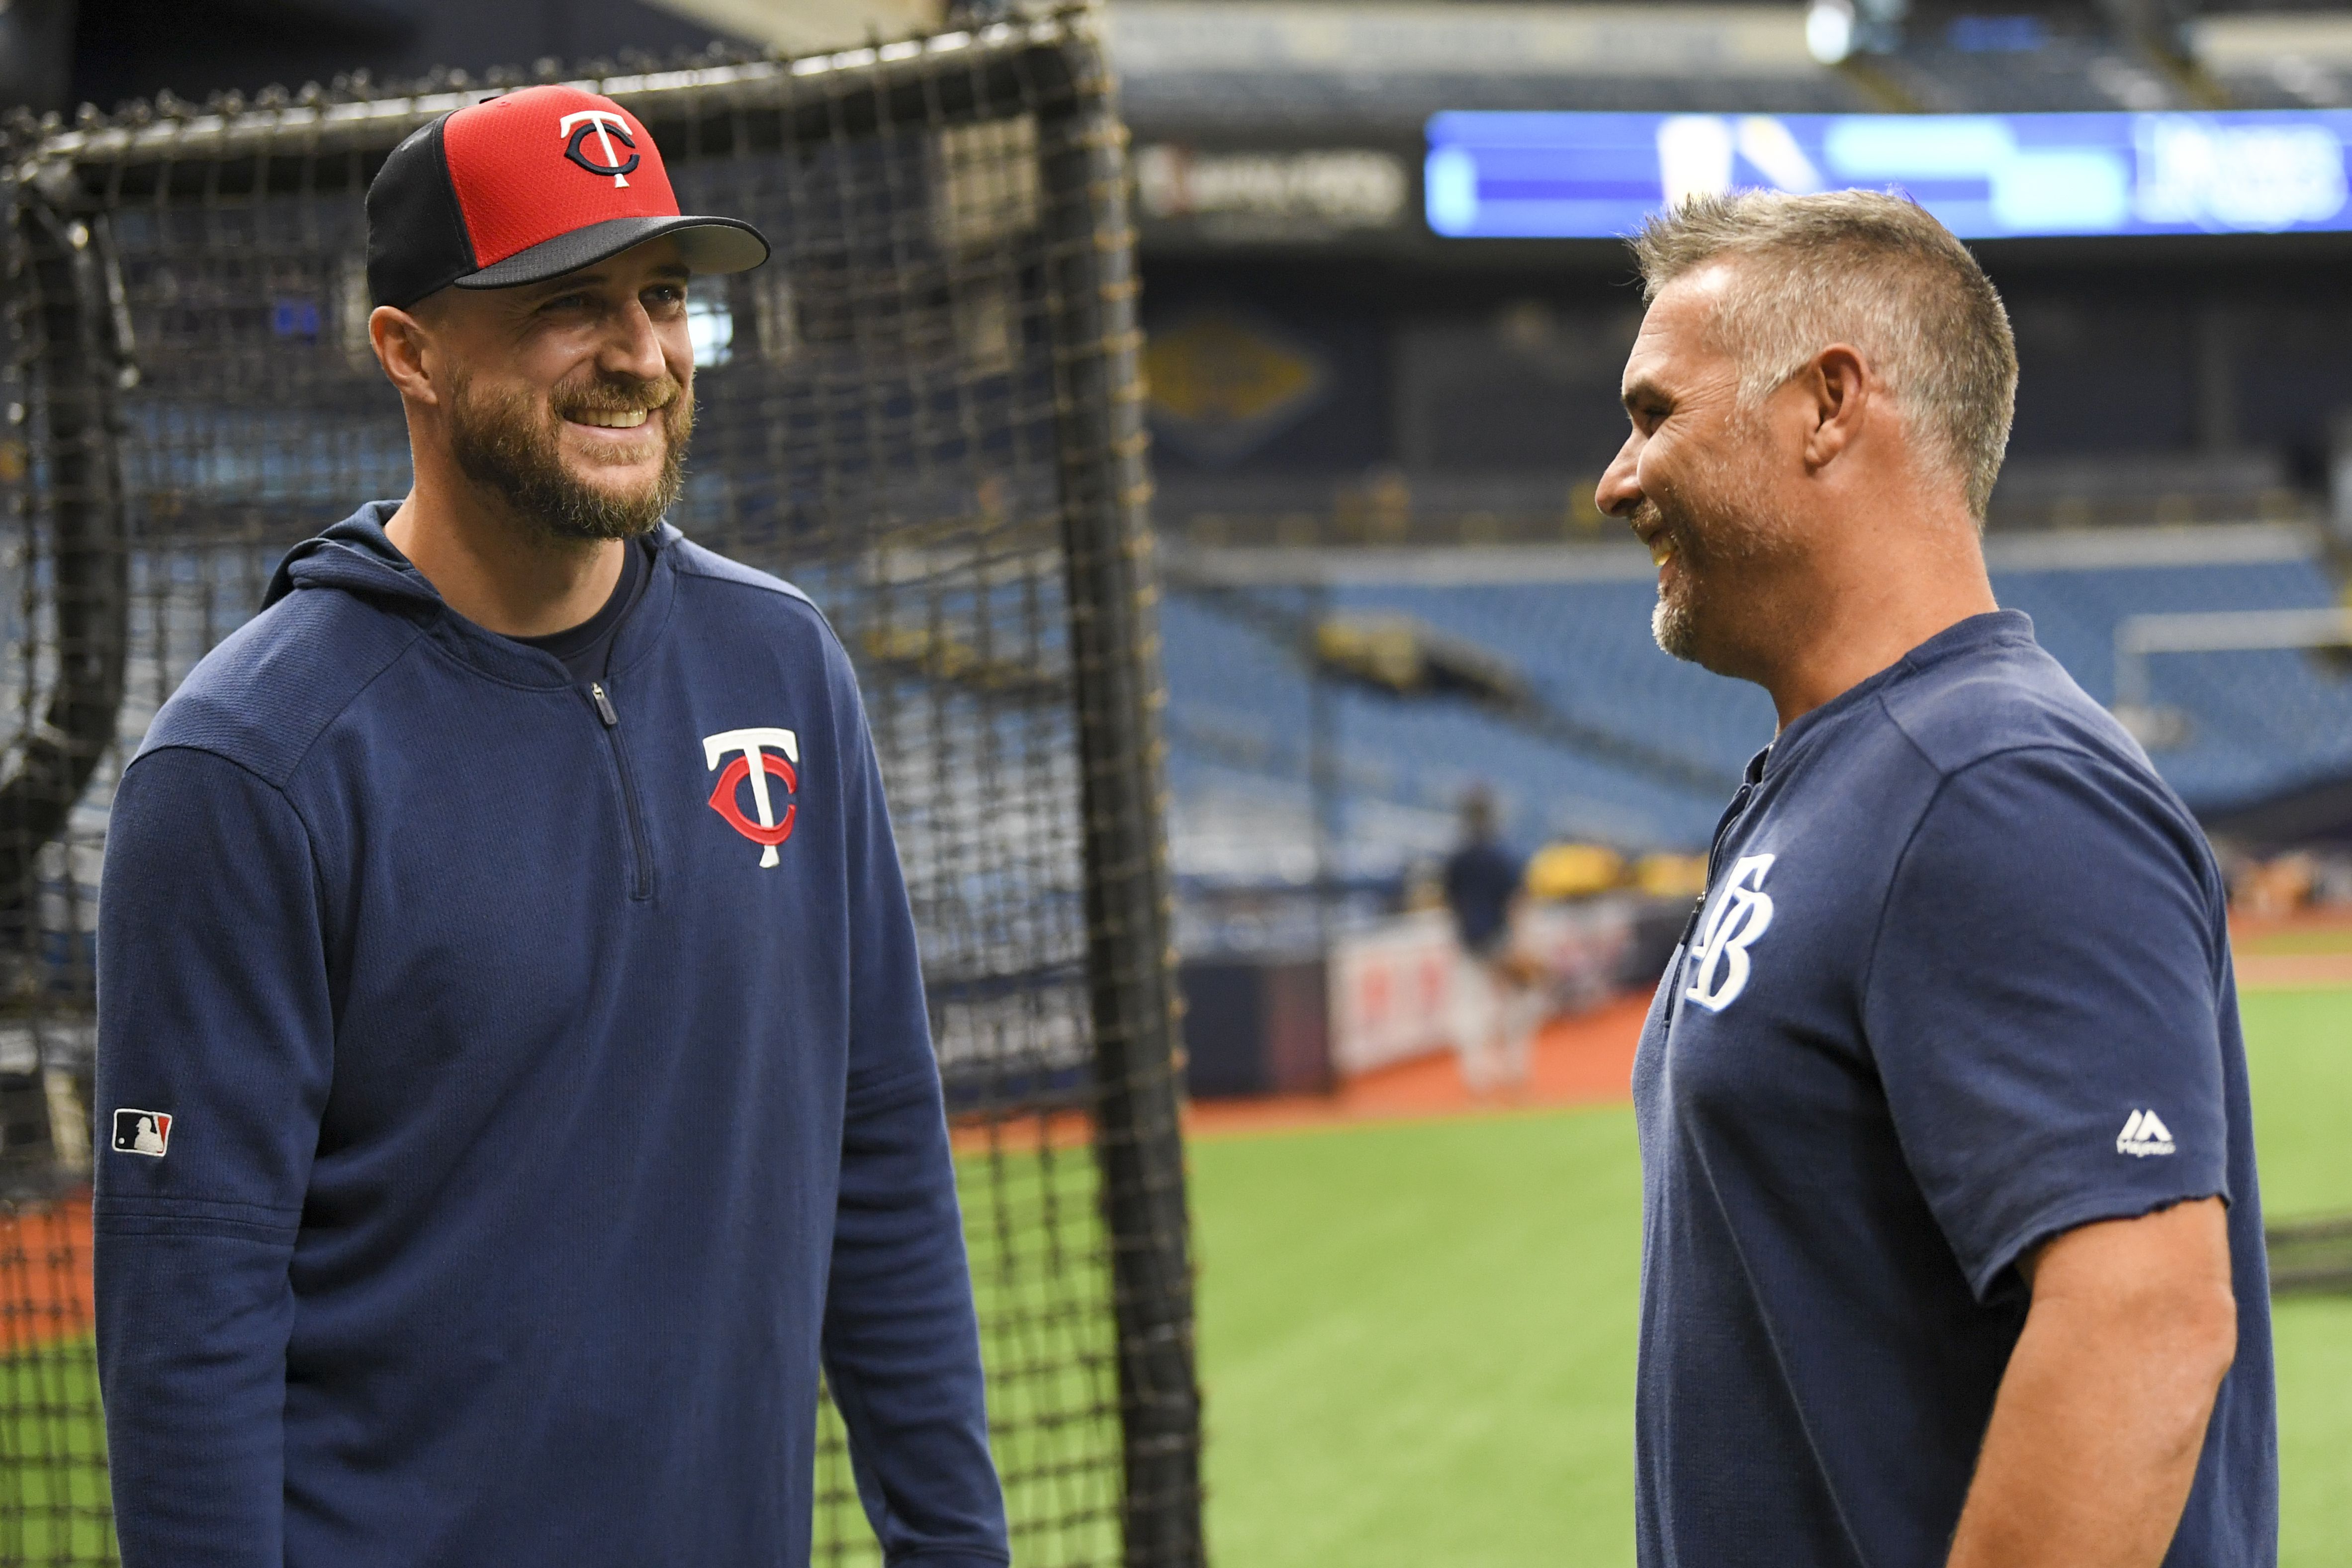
[1143,310,1328,463]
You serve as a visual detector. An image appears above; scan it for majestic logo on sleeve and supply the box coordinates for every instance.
[703,728,799,868]
[2117,1109,2176,1157]
[559,109,640,187]
[1684,853,1776,1013]
[111,1108,172,1158]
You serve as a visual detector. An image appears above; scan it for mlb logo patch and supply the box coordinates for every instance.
[111,1109,172,1158]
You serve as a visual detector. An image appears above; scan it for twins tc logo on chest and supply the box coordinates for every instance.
[1685,854,1776,1013]
[704,728,800,867]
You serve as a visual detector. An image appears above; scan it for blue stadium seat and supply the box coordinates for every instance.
[1162,548,2352,884]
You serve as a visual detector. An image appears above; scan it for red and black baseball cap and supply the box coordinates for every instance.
[365,83,770,309]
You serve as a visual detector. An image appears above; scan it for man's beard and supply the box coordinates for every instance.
[1644,491,1721,664]
[446,369,693,542]
[1639,435,1800,670]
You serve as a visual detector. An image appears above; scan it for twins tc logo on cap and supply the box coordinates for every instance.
[704,728,800,868]
[111,1109,172,1158]
[559,109,639,186]
[363,83,770,310]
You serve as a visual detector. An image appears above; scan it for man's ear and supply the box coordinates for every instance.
[1799,343,1871,471]
[368,305,441,406]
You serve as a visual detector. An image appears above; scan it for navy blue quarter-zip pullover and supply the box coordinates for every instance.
[93,503,1008,1568]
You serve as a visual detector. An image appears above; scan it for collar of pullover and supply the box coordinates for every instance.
[265,499,681,689]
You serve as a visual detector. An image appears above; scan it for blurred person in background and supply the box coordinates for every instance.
[1442,787,1542,1094]
[1601,189,2271,1568]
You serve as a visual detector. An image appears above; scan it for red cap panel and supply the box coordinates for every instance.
[441,86,683,270]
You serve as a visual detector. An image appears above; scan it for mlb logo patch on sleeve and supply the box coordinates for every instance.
[111,1109,172,1158]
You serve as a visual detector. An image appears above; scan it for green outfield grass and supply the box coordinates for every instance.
[2244,988,2352,1568]
[1192,985,2352,1568]
[0,1345,115,1563]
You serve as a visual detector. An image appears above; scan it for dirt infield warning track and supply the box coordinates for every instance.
[0,1194,95,1355]
[2231,911,2352,992]
[946,997,1654,1158]
[1184,994,1653,1142]
[2233,952,2352,989]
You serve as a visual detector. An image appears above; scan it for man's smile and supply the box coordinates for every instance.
[570,407,649,429]
[1630,511,1681,573]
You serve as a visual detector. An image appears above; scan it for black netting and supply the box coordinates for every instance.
[0,12,1199,1565]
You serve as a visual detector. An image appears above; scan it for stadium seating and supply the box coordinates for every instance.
[1999,552,2352,809]
[1163,529,2352,895]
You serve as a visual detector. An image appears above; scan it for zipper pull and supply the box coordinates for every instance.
[589,681,618,727]
[1678,891,1706,948]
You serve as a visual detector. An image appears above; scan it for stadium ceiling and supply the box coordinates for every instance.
[1108,0,1828,84]
[644,0,946,56]
[1108,1,1856,253]
[1109,0,1851,136]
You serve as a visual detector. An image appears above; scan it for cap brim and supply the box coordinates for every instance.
[456,214,771,290]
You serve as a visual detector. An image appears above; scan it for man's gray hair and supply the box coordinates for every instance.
[1631,189,2018,520]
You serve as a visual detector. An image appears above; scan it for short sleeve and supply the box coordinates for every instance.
[1862,746,2230,1300]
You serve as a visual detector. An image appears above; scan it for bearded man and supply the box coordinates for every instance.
[92,86,1009,1568]
[1601,190,2274,1568]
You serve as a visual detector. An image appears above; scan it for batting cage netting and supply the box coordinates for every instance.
[0,8,1202,1564]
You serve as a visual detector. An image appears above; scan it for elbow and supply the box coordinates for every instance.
[2153,1281,2239,1465]
[2022,1197,2239,1460]
[2131,1275,2238,1464]
[2095,1277,2237,1466]
[2178,1280,2238,1394]
[2041,1269,2238,1420]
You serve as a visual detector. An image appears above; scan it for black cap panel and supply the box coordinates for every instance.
[453,215,772,291]
[365,115,478,310]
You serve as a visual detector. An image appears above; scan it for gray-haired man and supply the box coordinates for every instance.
[1604,190,2273,1568]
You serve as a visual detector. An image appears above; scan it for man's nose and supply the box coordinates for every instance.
[599,303,671,384]
[1596,438,1643,520]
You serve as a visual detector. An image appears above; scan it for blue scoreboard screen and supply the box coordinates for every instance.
[1425,110,2352,240]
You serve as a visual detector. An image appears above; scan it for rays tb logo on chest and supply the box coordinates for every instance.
[1685,854,1776,1013]
[704,729,800,867]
